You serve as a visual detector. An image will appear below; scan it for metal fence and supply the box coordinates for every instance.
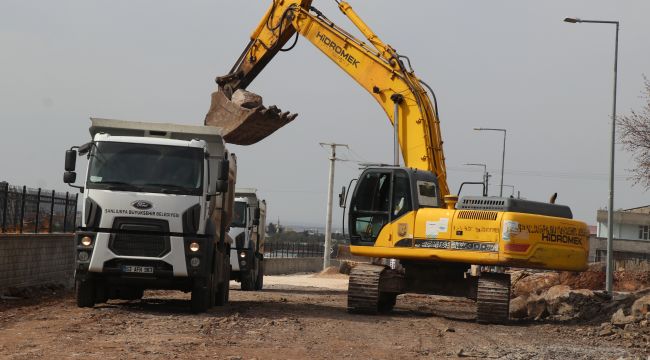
[265,241,327,258]
[0,182,78,234]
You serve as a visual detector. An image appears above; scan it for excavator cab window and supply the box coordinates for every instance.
[349,169,413,245]
[392,171,412,219]
[349,171,390,245]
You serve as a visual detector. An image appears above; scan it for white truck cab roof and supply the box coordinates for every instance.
[89,117,226,154]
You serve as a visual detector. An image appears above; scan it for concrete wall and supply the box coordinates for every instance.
[264,258,339,275]
[0,234,74,293]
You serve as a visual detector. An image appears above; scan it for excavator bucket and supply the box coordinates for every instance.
[204,90,298,145]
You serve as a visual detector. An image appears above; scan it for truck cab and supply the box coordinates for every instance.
[64,118,237,312]
[228,189,266,290]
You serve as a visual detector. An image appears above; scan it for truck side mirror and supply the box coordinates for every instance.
[215,158,229,193]
[338,186,346,208]
[253,207,261,225]
[65,149,77,171]
[78,142,93,156]
[63,171,77,184]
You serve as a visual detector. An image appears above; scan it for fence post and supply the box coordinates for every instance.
[62,192,69,233]
[72,193,79,229]
[49,190,55,233]
[19,186,26,234]
[1,182,7,233]
[34,188,41,233]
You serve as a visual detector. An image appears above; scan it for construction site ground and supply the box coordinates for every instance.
[0,272,647,360]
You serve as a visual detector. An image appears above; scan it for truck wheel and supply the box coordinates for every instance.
[215,263,230,306]
[76,279,95,308]
[241,269,255,291]
[191,277,212,313]
[254,258,264,291]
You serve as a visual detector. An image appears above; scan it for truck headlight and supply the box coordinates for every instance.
[81,236,93,246]
[78,251,89,261]
[189,242,200,252]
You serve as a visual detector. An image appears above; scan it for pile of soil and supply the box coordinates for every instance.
[311,266,348,279]
[559,263,650,292]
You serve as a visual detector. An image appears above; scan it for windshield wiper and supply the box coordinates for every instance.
[93,181,144,191]
[142,183,194,194]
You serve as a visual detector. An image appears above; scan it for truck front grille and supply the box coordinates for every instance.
[109,218,171,258]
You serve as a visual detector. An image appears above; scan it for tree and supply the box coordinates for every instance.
[618,76,650,189]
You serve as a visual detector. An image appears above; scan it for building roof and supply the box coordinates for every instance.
[623,205,650,215]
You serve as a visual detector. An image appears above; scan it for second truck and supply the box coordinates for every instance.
[229,188,267,290]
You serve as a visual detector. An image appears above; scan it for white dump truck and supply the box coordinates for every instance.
[228,189,266,290]
[63,118,237,312]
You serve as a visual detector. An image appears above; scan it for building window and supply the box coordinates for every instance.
[639,225,649,240]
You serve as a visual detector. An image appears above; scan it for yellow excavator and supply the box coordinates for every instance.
[206,0,589,323]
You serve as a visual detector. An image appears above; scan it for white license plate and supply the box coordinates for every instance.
[122,265,154,274]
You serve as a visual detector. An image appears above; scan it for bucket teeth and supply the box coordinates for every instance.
[204,90,298,145]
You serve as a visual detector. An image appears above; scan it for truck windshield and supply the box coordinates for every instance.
[87,142,204,196]
[231,201,246,228]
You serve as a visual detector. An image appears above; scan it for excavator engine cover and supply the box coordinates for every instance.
[204,90,298,145]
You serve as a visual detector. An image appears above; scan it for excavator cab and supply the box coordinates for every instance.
[348,167,440,246]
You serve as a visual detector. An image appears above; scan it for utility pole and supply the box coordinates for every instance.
[319,142,348,270]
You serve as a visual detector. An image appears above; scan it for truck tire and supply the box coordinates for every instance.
[241,269,255,291]
[254,257,264,291]
[191,276,212,313]
[76,279,95,308]
[215,262,230,306]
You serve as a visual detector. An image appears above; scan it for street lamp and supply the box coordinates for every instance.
[464,163,489,196]
[474,128,507,197]
[564,17,619,293]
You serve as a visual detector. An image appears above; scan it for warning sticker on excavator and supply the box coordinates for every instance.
[502,220,519,241]
[425,218,449,239]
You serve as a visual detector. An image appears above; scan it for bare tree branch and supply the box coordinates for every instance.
[618,75,650,189]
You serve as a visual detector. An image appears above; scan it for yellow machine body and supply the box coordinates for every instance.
[351,208,589,271]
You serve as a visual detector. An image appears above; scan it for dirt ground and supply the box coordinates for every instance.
[0,273,648,360]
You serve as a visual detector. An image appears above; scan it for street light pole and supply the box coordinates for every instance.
[564,17,619,293]
[501,184,515,197]
[474,128,507,197]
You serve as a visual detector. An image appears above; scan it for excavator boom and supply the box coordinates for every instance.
[205,1,450,197]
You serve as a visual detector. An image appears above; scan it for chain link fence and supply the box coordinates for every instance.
[0,182,78,234]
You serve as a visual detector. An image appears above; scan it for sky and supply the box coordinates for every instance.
[1,1,649,228]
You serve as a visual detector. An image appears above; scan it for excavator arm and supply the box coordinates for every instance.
[207,1,450,197]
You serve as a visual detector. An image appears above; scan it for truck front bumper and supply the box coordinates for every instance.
[75,230,213,280]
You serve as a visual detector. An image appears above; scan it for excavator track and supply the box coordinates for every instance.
[476,272,511,324]
[347,264,386,314]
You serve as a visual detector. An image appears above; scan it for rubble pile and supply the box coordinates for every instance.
[509,267,650,326]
